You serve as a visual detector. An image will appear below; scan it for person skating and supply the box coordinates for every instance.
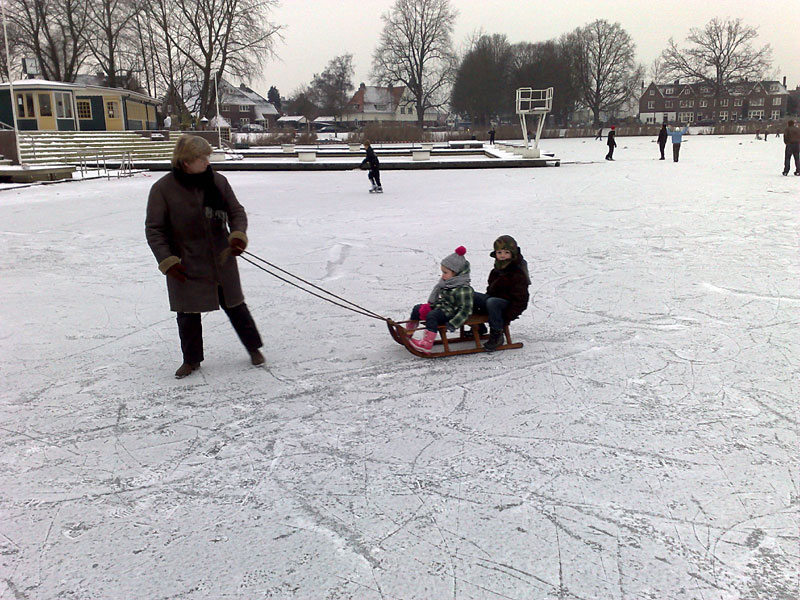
[488,128,496,145]
[472,235,531,352]
[358,140,382,192]
[406,247,473,353]
[605,126,616,160]
[668,124,689,162]
[782,119,800,176]
[145,135,265,378]
[657,123,668,160]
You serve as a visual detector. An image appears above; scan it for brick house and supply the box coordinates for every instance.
[639,79,789,124]
[342,83,446,126]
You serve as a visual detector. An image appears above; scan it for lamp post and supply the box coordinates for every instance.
[1,0,23,166]
[213,68,222,148]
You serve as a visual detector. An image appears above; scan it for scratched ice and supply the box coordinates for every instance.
[1,134,797,599]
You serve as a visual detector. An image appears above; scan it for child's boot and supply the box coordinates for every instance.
[410,329,437,352]
[404,320,419,335]
[483,329,504,352]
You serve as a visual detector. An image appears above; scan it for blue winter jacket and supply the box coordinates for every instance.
[668,126,689,144]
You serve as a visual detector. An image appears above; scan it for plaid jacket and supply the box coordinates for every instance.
[432,285,474,329]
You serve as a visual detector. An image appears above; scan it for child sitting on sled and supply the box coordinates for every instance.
[472,235,531,351]
[407,246,474,352]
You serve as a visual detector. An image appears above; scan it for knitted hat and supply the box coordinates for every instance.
[610,125,615,130]
[441,246,468,273]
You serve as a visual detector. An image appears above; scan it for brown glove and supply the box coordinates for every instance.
[166,263,187,282]
[229,237,246,257]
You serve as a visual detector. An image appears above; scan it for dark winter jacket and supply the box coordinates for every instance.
[145,169,249,313]
[485,253,530,322]
[784,124,800,144]
[657,127,668,145]
[607,130,616,148]
[361,146,380,170]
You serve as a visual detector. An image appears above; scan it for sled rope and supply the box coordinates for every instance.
[240,251,390,322]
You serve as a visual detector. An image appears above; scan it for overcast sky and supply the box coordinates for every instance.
[252,0,799,100]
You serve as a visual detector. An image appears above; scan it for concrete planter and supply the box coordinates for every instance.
[209,151,226,162]
[421,142,433,151]
[412,150,431,161]
[281,144,295,153]
[297,150,317,162]
[348,143,361,151]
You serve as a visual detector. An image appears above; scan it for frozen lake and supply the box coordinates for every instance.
[1,134,797,599]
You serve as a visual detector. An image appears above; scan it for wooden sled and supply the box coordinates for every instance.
[387,314,523,358]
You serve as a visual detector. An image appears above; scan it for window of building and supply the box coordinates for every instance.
[720,98,729,107]
[687,100,694,107]
[38,93,52,116]
[647,101,655,109]
[77,100,92,119]
[665,87,673,95]
[771,110,781,120]
[719,111,728,121]
[240,117,249,125]
[679,100,687,108]
[679,111,694,123]
[730,113,737,121]
[649,89,655,96]
[16,93,34,118]
[748,109,764,119]
[772,97,782,105]
[699,99,707,107]
[240,105,249,112]
[771,84,780,92]
[750,98,764,106]
[701,86,710,94]
[682,88,691,95]
[734,98,743,106]
[55,92,73,118]
[664,100,673,108]
[106,100,119,119]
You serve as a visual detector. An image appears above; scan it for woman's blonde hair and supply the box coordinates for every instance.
[171,134,213,168]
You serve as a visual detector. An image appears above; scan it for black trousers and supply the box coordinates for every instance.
[659,141,666,159]
[368,168,381,187]
[605,145,615,159]
[673,143,681,162]
[785,142,800,174]
[177,287,262,364]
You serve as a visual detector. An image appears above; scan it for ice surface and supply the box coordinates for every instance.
[1,134,797,599]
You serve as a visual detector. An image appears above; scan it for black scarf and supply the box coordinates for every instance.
[172,165,226,214]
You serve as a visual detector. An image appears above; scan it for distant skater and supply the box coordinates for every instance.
[668,124,689,162]
[657,123,668,160]
[595,127,603,140]
[358,141,382,192]
[782,119,800,176]
[605,126,616,160]
[488,128,496,145]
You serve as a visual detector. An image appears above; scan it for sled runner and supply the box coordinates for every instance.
[387,314,523,358]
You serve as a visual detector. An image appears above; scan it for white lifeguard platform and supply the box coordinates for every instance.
[516,87,553,158]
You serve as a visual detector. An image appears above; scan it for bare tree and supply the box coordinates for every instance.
[371,0,458,128]
[648,57,667,84]
[162,0,282,118]
[81,0,141,89]
[660,17,772,99]
[308,54,355,121]
[573,19,643,126]
[450,33,513,126]
[8,0,90,82]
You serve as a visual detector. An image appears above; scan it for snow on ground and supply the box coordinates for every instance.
[1,134,797,599]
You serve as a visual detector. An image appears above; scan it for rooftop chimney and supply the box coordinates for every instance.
[783,76,787,87]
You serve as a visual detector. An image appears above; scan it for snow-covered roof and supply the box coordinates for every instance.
[277,116,307,124]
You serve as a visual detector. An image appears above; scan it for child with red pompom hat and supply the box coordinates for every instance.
[406,246,474,352]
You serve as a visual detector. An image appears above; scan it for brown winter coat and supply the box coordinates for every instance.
[145,170,249,313]
[485,254,530,323]
[784,124,800,144]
